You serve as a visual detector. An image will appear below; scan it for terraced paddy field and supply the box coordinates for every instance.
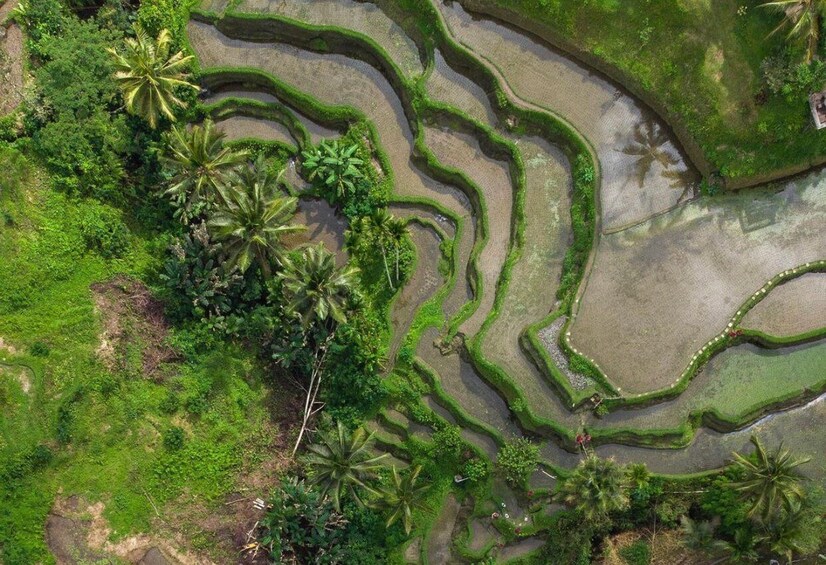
[184,0,826,560]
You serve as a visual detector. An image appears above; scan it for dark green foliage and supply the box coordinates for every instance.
[258,477,348,564]
[539,511,592,565]
[556,154,595,302]
[29,15,132,202]
[29,341,50,357]
[78,203,131,258]
[159,222,246,327]
[338,502,406,564]
[162,426,185,451]
[13,0,65,55]
[0,444,53,482]
[432,424,463,461]
[496,438,539,489]
[619,540,650,565]
[701,467,750,537]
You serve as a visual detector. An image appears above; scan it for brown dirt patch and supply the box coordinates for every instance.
[0,0,24,116]
[0,336,18,355]
[46,496,206,564]
[91,276,178,378]
[599,529,715,565]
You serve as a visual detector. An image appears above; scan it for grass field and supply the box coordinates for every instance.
[0,145,290,563]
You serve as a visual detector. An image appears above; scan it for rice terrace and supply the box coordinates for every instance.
[1,0,825,562]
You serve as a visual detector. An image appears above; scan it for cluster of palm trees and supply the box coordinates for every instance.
[302,422,429,535]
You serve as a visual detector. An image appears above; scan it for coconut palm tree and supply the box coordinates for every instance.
[301,140,364,200]
[207,159,302,276]
[718,528,760,564]
[161,119,248,223]
[386,214,408,282]
[302,422,387,510]
[108,25,198,129]
[730,435,810,522]
[555,455,628,524]
[376,465,430,535]
[756,498,822,564]
[278,243,358,330]
[680,516,727,555]
[762,0,824,63]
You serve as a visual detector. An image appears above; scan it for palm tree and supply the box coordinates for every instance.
[680,516,727,555]
[718,528,760,564]
[208,159,302,276]
[555,455,628,523]
[108,25,198,128]
[280,245,359,455]
[756,498,822,564]
[161,119,248,223]
[730,435,810,522]
[376,465,430,535]
[762,0,824,63]
[386,214,408,282]
[301,140,364,200]
[279,243,358,330]
[302,422,387,510]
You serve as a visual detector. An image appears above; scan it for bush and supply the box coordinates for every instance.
[29,16,132,203]
[619,540,650,565]
[77,203,131,258]
[540,511,592,565]
[160,223,246,325]
[162,426,185,451]
[496,438,539,489]
[30,341,50,357]
[258,477,348,564]
[432,424,463,461]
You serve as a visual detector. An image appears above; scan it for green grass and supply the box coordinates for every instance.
[483,0,826,183]
[0,145,282,563]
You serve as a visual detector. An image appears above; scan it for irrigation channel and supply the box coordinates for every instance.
[187,0,826,560]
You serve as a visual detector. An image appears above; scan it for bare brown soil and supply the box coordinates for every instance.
[0,0,24,116]
[46,495,205,564]
[91,276,178,378]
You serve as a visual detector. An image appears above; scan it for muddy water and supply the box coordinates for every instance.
[215,115,295,145]
[426,50,497,126]
[423,126,513,336]
[418,327,520,438]
[386,222,444,367]
[435,1,698,232]
[478,137,577,417]
[598,339,826,433]
[205,89,340,143]
[597,392,826,478]
[234,0,423,78]
[283,198,348,265]
[571,172,826,394]
[741,272,826,337]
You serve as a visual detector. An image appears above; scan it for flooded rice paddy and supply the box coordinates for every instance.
[188,0,826,487]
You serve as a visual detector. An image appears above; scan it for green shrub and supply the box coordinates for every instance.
[29,341,50,357]
[77,203,131,258]
[258,477,348,564]
[162,426,185,451]
[619,540,651,565]
[461,458,489,483]
[496,438,539,489]
[432,424,463,461]
[160,222,246,325]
